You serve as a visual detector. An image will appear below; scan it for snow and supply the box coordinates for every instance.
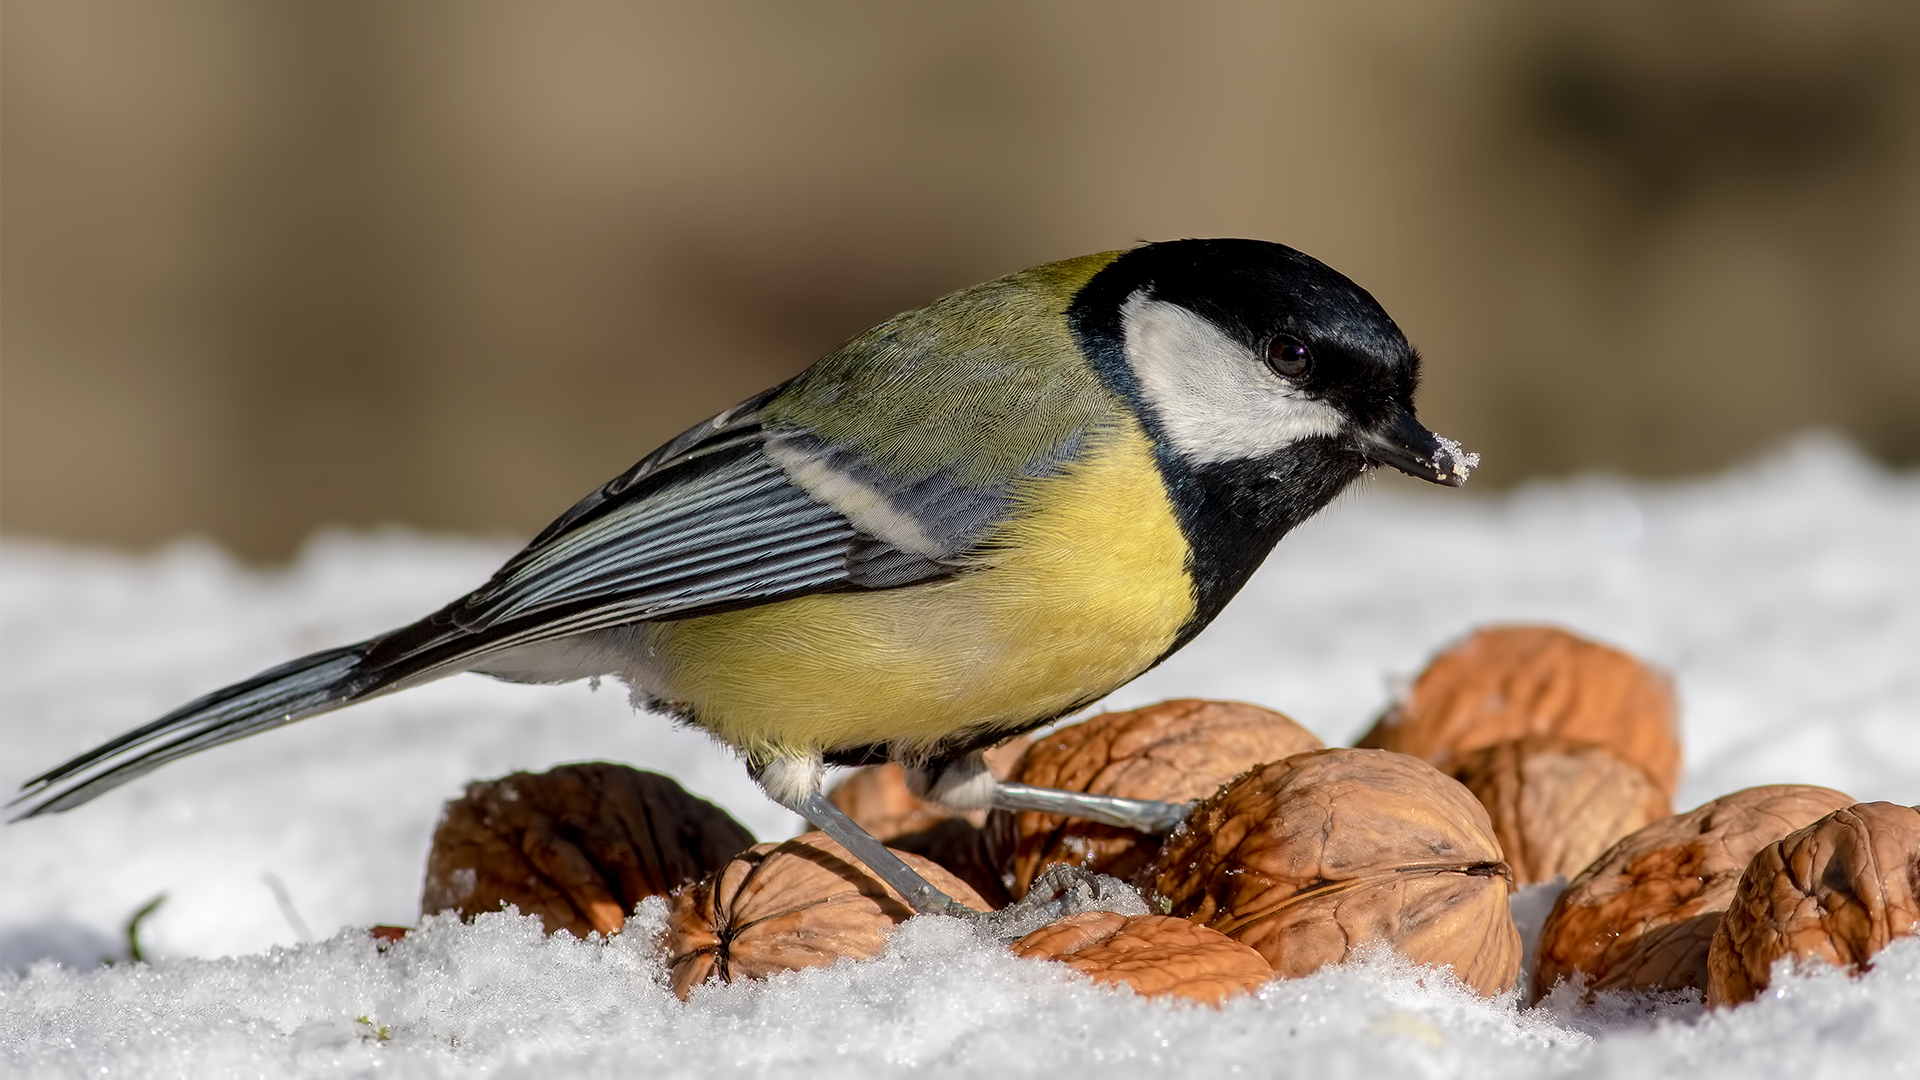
[1432,433,1481,483]
[4,433,1919,1077]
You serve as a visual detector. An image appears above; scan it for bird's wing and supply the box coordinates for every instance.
[356,386,1072,679]
[368,260,1131,679]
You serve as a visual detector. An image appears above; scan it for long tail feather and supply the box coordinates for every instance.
[9,643,380,818]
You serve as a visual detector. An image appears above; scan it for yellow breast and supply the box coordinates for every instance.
[640,418,1195,760]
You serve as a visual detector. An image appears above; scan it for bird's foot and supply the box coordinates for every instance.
[780,772,1161,929]
[958,864,1152,941]
[991,782,1194,834]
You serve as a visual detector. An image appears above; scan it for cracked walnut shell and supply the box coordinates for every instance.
[1011,911,1274,1005]
[1144,747,1520,995]
[1531,784,1855,1000]
[1707,801,1920,1006]
[1360,626,1681,797]
[421,762,754,938]
[1447,735,1671,886]
[663,832,988,999]
[998,699,1323,898]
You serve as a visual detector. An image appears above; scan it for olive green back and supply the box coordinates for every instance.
[762,251,1125,488]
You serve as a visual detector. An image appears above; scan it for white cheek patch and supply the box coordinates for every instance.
[1120,293,1346,465]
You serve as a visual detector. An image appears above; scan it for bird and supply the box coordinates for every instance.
[13,237,1475,920]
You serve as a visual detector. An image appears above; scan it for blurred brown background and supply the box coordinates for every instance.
[5,0,1917,561]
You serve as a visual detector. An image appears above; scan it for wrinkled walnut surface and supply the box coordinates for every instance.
[421,762,754,938]
[1360,626,1681,797]
[1000,699,1323,897]
[1449,735,1671,886]
[1012,911,1274,1005]
[1707,801,1920,1006]
[663,832,988,1000]
[1145,747,1520,996]
[1531,784,1855,1000]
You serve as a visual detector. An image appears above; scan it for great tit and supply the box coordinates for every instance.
[13,238,1474,919]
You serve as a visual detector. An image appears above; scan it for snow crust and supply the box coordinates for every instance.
[4,433,1919,1077]
[1433,433,1481,482]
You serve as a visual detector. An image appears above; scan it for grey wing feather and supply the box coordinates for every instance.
[765,429,1042,556]
[359,416,1017,679]
[455,450,854,629]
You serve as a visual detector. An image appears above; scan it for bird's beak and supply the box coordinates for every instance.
[1353,408,1478,487]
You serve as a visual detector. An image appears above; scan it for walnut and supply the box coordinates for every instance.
[1447,735,1671,886]
[368,926,409,947]
[421,762,754,938]
[1531,784,1855,1000]
[1359,626,1682,797]
[1011,911,1274,1004]
[997,699,1323,898]
[663,831,989,999]
[1143,747,1520,995]
[1706,802,1920,1006]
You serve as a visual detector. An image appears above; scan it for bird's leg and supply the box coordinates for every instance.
[753,755,978,917]
[907,751,1195,835]
[903,753,1174,939]
[990,782,1194,834]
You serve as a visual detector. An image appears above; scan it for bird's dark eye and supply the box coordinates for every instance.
[1265,336,1312,379]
